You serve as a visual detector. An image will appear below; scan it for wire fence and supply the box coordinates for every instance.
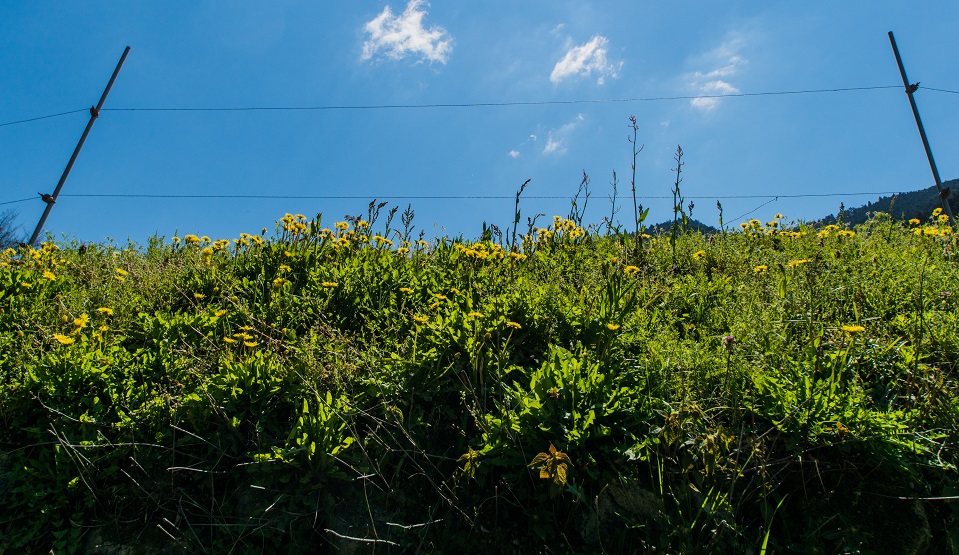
[2,82,955,227]
[5,83,958,128]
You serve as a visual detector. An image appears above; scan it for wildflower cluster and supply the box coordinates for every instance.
[454,241,506,261]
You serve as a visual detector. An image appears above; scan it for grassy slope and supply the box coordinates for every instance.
[1,211,957,554]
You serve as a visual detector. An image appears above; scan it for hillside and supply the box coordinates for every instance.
[1,212,957,553]
[819,178,958,227]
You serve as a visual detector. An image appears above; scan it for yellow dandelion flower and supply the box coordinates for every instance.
[774,213,784,220]
[932,207,943,217]
[20,282,32,289]
[754,265,767,274]
[624,265,640,275]
[939,214,950,223]
[469,311,484,318]
[506,321,522,330]
[272,277,290,289]
[97,307,113,316]
[692,250,707,260]
[322,281,338,288]
[194,292,206,300]
[416,240,429,248]
[924,227,940,236]
[788,259,810,268]
[841,325,865,333]
[233,332,253,340]
[606,323,621,331]
[908,218,920,226]
[115,268,129,276]
[399,287,414,294]
[74,313,89,328]
[433,293,447,301]
[397,247,409,255]
[53,334,75,345]
[184,234,201,244]
[429,302,440,310]
[42,271,56,281]
[413,315,428,324]
[739,222,748,229]
[215,309,228,317]
[223,337,237,344]
[243,340,257,347]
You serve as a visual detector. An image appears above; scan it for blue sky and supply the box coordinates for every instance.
[2,2,958,244]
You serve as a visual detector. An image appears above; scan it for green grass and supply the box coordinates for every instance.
[1,210,957,554]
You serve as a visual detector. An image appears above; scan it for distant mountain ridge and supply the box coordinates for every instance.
[818,178,958,227]
[642,178,957,234]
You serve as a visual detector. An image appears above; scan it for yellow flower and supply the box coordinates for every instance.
[42,271,56,281]
[939,214,950,223]
[469,311,484,318]
[841,325,865,333]
[223,337,237,344]
[20,282,32,289]
[692,250,707,261]
[908,218,920,226]
[215,309,228,317]
[53,334,75,345]
[838,230,856,237]
[754,265,767,274]
[923,227,940,236]
[322,281,338,288]
[272,277,290,289]
[399,287,414,294]
[200,236,211,243]
[606,323,621,331]
[624,265,640,275]
[97,307,113,316]
[413,315,428,324]
[194,293,206,300]
[243,341,257,347]
[508,252,527,260]
[115,268,129,276]
[184,234,201,244]
[505,321,522,330]
[774,213,784,220]
[397,247,410,255]
[74,313,89,328]
[932,207,943,217]
[788,259,810,268]
[432,293,447,301]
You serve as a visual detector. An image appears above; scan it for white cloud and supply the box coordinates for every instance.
[543,137,565,155]
[361,1,453,64]
[508,150,521,159]
[542,113,584,156]
[550,35,619,85]
[686,34,748,111]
